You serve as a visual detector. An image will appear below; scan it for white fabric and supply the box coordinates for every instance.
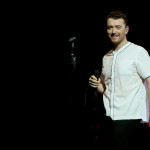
[101,42,150,122]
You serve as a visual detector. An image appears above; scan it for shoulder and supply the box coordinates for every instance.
[104,50,113,56]
[130,42,149,54]
[131,42,146,51]
[102,50,113,62]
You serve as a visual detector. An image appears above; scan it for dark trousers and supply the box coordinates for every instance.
[101,116,142,150]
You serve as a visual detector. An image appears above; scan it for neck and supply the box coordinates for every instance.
[113,39,128,52]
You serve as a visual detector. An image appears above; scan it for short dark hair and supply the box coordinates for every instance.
[106,11,128,26]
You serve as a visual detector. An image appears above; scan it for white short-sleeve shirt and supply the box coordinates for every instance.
[101,42,150,122]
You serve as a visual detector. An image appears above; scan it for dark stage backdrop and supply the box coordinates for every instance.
[24,2,150,148]
[55,4,150,147]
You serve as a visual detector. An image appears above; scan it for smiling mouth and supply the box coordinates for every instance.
[111,34,118,38]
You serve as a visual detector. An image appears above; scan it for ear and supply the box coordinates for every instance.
[125,26,129,35]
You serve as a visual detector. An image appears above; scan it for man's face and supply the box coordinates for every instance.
[107,18,129,45]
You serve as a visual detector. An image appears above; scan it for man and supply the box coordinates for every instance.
[89,11,150,150]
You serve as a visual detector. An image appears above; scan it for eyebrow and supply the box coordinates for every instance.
[107,25,122,28]
[115,25,122,27]
[107,25,122,27]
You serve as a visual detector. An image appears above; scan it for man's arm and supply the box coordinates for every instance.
[145,76,150,127]
[97,79,106,94]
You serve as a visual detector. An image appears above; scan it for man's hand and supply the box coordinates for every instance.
[89,75,101,88]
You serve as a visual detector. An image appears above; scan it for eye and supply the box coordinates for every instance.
[116,26,121,29]
[107,26,112,30]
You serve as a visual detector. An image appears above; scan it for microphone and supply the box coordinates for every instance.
[86,69,100,105]
[69,37,76,49]
[94,69,100,81]
[89,69,100,98]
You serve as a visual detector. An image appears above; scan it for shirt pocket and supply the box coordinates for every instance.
[118,61,133,76]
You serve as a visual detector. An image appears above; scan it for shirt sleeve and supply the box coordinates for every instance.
[100,72,105,84]
[136,47,150,79]
[100,60,105,84]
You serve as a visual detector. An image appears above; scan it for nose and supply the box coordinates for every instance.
[112,28,116,34]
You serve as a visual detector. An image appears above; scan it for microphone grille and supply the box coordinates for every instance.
[94,70,100,79]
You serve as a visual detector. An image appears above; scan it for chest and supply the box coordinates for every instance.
[102,52,137,78]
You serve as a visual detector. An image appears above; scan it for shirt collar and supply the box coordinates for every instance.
[113,42,131,55]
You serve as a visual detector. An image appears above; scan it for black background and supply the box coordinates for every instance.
[19,2,150,148]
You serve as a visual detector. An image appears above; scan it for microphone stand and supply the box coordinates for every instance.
[69,37,76,105]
